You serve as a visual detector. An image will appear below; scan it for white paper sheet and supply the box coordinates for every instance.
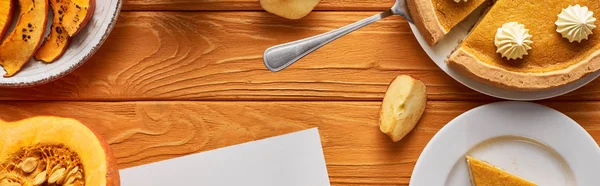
[119,128,330,186]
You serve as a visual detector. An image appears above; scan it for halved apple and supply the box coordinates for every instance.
[379,75,427,142]
[63,0,95,36]
[0,0,14,38]
[260,0,320,20]
[35,0,72,63]
[0,0,49,77]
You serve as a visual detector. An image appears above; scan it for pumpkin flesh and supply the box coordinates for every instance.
[0,117,120,186]
[0,0,49,77]
[62,0,94,36]
[0,0,13,38]
[35,0,71,63]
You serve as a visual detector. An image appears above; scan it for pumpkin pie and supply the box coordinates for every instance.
[407,0,490,45]
[447,0,600,90]
[466,156,537,186]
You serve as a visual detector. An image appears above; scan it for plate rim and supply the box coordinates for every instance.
[409,101,600,185]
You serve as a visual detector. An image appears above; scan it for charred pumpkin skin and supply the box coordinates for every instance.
[35,0,71,63]
[63,0,95,36]
[0,0,14,38]
[0,0,49,77]
[0,116,120,186]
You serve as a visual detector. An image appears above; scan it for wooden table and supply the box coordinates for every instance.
[1,1,600,185]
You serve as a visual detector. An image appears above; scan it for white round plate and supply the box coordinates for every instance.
[0,0,122,87]
[410,101,600,186]
[409,7,600,101]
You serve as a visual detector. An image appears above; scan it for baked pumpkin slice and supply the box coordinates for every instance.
[0,116,120,186]
[0,0,14,38]
[35,0,72,63]
[0,0,49,77]
[63,0,95,37]
[408,0,490,45]
[447,0,600,90]
[35,0,96,63]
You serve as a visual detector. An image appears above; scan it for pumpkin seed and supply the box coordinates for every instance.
[32,171,47,185]
[20,157,37,173]
[66,166,79,178]
[47,167,65,183]
[64,175,76,185]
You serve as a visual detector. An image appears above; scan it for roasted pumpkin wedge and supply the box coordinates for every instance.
[0,0,49,77]
[0,116,120,186]
[63,0,95,36]
[0,0,14,38]
[35,0,71,63]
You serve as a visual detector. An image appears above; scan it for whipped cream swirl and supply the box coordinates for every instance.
[556,4,597,43]
[495,22,533,60]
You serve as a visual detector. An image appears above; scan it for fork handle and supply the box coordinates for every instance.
[263,9,395,72]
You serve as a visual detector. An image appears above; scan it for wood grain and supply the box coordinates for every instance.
[2,11,600,101]
[122,0,394,11]
[0,11,497,101]
[0,101,597,185]
[1,1,596,186]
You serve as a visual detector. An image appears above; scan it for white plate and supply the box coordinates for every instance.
[0,0,122,87]
[410,101,600,186]
[409,7,600,101]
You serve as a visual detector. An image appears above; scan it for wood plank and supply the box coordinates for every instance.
[1,11,599,101]
[122,0,394,11]
[0,11,491,101]
[0,101,598,185]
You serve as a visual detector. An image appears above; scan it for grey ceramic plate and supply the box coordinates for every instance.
[0,0,122,87]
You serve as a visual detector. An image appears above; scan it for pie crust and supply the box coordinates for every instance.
[407,0,446,45]
[448,48,600,90]
[408,0,488,45]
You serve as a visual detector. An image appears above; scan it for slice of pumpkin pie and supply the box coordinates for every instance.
[466,156,537,186]
[408,0,490,45]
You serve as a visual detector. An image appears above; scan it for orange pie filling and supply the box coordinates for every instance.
[433,0,489,31]
[460,0,600,73]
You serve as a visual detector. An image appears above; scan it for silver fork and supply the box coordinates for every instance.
[263,0,413,72]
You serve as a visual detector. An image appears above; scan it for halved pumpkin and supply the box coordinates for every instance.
[0,0,14,38]
[35,0,71,63]
[0,0,49,77]
[63,0,95,36]
[0,116,120,186]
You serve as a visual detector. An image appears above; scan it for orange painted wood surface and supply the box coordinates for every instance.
[3,12,600,101]
[122,0,394,11]
[0,101,598,185]
[1,1,599,186]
